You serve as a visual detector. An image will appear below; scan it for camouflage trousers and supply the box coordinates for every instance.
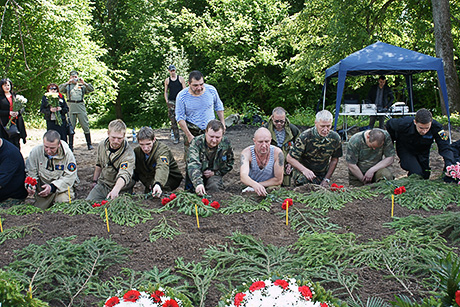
[291,170,326,186]
[167,101,180,140]
[348,167,393,187]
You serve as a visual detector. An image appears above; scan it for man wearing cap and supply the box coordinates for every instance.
[59,70,95,150]
[26,130,77,209]
[164,65,186,144]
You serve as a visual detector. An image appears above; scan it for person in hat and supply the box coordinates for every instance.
[164,65,186,144]
[59,70,95,150]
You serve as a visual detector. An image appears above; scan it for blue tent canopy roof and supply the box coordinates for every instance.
[323,41,450,133]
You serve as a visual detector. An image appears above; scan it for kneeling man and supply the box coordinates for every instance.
[287,110,342,187]
[346,128,395,186]
[87,119,135,201]
[27,130,77,209]
[134,127,183,197]
[240,127,284,196]
[187,120,234,196]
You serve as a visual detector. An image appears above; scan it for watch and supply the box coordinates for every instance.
[324,178,330,183]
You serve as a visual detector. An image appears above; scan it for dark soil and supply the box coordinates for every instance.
[1,125,459,306]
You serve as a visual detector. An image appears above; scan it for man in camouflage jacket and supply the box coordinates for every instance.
[287,110,342,187]
[187,120,234,196]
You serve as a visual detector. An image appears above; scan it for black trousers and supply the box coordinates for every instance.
[397,149,430,179]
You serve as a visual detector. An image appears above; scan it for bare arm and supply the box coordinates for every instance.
[178,119,194,143]
[321,157,339,187]
[164,78,169,103]
[179,76,186,89]
[239,149,267,196]
[347,163,364,183]
[92,166,102,185]
[286,153,316,181]
[216,110,226,132]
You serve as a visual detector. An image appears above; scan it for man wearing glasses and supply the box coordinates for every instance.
[264,107,299,186]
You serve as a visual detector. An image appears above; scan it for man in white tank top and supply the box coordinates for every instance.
[240,127,284,196]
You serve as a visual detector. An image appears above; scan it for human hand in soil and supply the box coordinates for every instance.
[38,184,52,197]
[152,184,162,198]
[107,189,120,200]
[196,184,206,196]
[253,183,267,197]
[203,170,214,178]
[363,169,375,184]
[301,168,316,181]
[320,179,330,188]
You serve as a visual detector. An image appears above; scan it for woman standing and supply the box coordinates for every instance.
[40,83,69,144]
[0,78,27,149]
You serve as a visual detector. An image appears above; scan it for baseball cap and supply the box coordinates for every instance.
[168,65,176,71]
[70,70,79,76]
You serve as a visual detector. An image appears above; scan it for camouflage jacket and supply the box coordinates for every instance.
[187,134,234,187]
[346,129,395,174]
[289,127,342,176]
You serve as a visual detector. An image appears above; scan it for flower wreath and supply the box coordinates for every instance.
[221,277,343,307]
[104,285,193,307]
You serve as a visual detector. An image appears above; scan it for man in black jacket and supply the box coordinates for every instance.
[386,108,454,179]
[367,76,394,129]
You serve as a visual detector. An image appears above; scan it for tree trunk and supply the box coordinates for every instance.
[431,0,460,114]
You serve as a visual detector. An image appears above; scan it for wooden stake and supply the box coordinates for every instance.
[105,208,110,232]
[195,204,200,228]
[391,194,395,217]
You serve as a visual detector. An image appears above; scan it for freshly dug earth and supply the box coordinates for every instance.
[1,124,459,306]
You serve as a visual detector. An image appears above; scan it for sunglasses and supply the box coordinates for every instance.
[274,120,285,124]
[50,87,58,90]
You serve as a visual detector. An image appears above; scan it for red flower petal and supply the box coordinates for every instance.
[169,193,177,200]
[161,198,171,205]
[455,290,460,306]
[162,299,179,307]
[400,186,406,193]
[210,201,220,209]
[101,200,108,205]
[274,279,289,289]
[249,281,266,292]
[320,303,329,307]
[105,296,120,307]
[234,292,246,306]
[123,290,141,302]
[202,198,210,206]
[298,285,313,300]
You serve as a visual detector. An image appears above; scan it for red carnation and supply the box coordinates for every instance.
[281,199,293,210]
[234,292,246,306]
[210,201,220,209]
[249,280,266,292]
[320,303,329,307]
[330,183,339,191]
[101,200,108,205]
[274,279,289,289]
[162,299,179,307]
[104,296,120,307]
[151,290,165,303]
[202,198,210,206]
[169,193,177,200]
[455,290,460,306]
[25,176,38,187]
[161,197,171,205]
[123,289,141,302]
[298,285,313,300]
[399,186,406,193]
[92,203,101,208]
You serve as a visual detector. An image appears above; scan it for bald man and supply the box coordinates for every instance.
[240,127,284,196]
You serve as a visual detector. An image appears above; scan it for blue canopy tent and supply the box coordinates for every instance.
[322,41,451,137]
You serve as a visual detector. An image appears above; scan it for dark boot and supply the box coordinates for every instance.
[85,133,94,150]
[68,135,74,151]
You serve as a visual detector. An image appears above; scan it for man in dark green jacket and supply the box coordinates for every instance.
[264,107,299,186]
[134,127,183,196]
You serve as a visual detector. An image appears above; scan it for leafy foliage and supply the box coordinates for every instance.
[6,236,129,306]
[165,191,218,217]
[2,204,43,215]
[149,216,182,242]
[103,194,154,226]
[48,199,94,215]
[387,212,460,243]
[220,195,271,214]
[0,224,41,245]
[277,206,341,236]
[0,269,49,306]
[374,176,460,210]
